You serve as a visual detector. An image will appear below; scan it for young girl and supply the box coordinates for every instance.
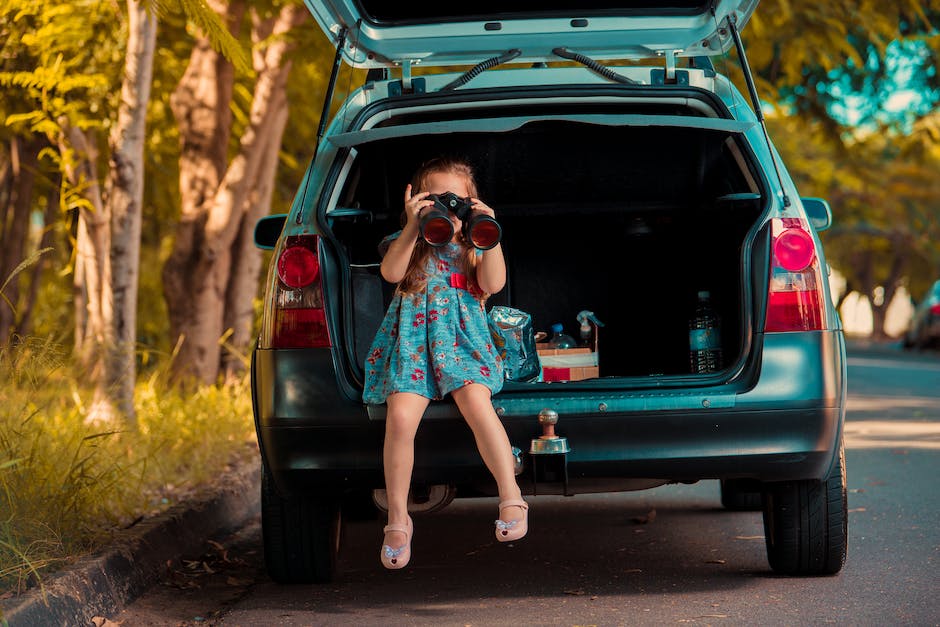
[363,157,529,570]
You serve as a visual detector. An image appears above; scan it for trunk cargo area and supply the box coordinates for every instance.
[331,119,766,380]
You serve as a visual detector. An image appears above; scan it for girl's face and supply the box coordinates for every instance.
[424,171,472,237]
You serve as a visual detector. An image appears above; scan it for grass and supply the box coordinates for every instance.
[0,336,257,596]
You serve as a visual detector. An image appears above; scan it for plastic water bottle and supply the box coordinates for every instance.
[548,323,577,349]
[689,291,722,373]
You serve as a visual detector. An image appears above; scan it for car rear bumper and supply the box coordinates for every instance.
[253,331,846,496]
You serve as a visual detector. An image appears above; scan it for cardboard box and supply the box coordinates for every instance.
[536,344,599,381]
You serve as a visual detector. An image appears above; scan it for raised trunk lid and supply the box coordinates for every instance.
[304,0,759,67]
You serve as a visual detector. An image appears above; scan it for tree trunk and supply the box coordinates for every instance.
[62,127,110,375]
[164,3,305,385]
[92,0,157,424]
[870,237,909,339]
[221,70,290,381]
[0,136,42,345]
[163,0,244,385]
[17,173,61,338]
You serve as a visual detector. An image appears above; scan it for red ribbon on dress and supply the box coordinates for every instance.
[449,271,484,297]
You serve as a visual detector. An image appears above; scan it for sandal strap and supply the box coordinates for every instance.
[498,499,528,512]
[383,524,409,534]
[383,516,412,536]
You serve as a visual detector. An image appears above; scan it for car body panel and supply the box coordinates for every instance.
[304,0,759,67]
[253,331,845,497]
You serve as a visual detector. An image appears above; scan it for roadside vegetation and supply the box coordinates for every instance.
[0,337,255,595]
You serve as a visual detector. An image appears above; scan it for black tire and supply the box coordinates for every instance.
[720,479,763,511]
[341,489,381,522]
[762,440,847,575]
[261,466,341,584]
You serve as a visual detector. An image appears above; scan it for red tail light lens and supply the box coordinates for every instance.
[273,308,329,348]
[268,235,331,348]
[765,218,826,333]
[766,289,823,331]
[773,227,815,272]
[277,245,319,288]
[929,303,940,316]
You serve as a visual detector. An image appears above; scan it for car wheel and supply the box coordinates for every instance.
[261,466,341,584]
[761,440,847,575]
[720,479,763,511]
[342,488,381,522]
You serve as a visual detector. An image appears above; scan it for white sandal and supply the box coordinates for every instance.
[494,499,529,542]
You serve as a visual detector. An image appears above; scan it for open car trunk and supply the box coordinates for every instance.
[329,115,767,383]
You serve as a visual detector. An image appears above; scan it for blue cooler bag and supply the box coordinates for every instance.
[488,305,541,382]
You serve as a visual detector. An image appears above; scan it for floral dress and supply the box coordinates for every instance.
[362,240,503,404]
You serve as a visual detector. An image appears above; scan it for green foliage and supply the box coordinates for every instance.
[157,0,251,74]
[0,337,255,594]
[0,248,53,315]
[0,0,122,140]
[743,0,940,136]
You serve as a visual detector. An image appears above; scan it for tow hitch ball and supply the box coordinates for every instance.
[529,408,570,496]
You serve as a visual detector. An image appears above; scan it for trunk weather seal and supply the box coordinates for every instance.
[328,114,755,147]
[346,84,736,133]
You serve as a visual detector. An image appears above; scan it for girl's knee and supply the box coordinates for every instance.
[452,382,492,403]
[385,410,421,440]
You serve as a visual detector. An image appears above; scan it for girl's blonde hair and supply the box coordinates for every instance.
[397,157,483,298]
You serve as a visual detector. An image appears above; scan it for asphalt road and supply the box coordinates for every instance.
[117,340,940,626]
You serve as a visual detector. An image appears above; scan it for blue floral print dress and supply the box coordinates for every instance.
[363,239,503,404]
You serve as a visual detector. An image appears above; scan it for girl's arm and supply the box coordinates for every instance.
[470,198,506,294]
[477,244,506,295]
[381,185,432,283]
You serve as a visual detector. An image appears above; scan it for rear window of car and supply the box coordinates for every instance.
[359,2,711,24]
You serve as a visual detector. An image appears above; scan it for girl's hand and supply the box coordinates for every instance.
[469,197,495,219]
[403,184,435,232]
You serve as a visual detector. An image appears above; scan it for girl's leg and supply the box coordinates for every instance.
[383,392,429,548]
[450,383,525,524]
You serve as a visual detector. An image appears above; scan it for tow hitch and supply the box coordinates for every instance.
[529,408,571,496]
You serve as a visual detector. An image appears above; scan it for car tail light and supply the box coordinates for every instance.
[930,303,940,316]
[765,218,826,332]
[265,234,331,348]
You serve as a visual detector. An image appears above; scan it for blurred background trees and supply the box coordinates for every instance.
[0,0,336,421]
[0,0,938,420]
[744,0,940,337]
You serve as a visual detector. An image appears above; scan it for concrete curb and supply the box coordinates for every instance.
[1,457,261,627]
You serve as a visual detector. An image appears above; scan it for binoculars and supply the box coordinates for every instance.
[419,192,502,250]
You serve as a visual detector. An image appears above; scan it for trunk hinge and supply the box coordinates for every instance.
[296,25,348,225]
[401,59,412,93]
[651,49,688,85]
[388,59,426,96]
[664,49,679,84]
[726,13,791,208]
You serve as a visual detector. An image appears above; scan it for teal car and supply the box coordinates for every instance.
[252,0,847,582]
[902,280,940,350]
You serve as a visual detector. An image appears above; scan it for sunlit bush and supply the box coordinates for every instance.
[0,337,256,594]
